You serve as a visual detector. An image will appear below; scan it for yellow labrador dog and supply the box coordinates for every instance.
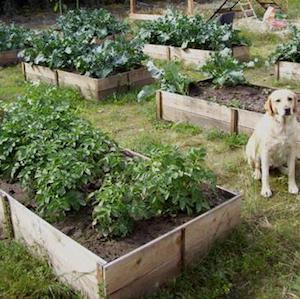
[246,89,299,197]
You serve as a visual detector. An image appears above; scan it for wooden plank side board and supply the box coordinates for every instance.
[107,258,181,299]
[129,13,163,20]
[24,63,58,85]
[170,47,213,66]
[276,61,300,81]
[144,45,249,64]
[237,108,263,134]
[0,195,6,236]
[0,49,20,66]
[105,187,241,299]
[104,230,182,295]
[23,63,152,100]
[143,44,170,60]
[128,67,155,87]
[161,91,232,123]
[0,189,106,299]
[184,195,241,265]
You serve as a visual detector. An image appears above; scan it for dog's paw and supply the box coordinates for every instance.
[253,170,261,180]
[261,188,272,198]
[289,184,299,194]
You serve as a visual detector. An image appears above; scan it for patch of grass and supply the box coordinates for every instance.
[0,65,26,102]
[0,240,80,298]
[206,129,248,149]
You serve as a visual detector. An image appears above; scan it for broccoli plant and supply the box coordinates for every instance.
[202,48,247,87]
[269,26,300,64]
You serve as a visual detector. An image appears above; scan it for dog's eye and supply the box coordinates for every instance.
[288,97,293,102]
[276,99,281,103]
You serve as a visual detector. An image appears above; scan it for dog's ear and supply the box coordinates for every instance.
[264,97,274,116]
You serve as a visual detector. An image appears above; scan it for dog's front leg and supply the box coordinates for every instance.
[261,150,272,197]
[288,148,299,194]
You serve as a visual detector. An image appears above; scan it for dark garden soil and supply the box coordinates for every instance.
[0,178,232,262]
[189,80,300,121]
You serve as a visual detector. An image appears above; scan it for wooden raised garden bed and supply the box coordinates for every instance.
[275,61,300,82]
[0,151,242,299]
[0,49,20,66]
[22,62,154,100]
[156,80,300,157]
[143,44,250,65]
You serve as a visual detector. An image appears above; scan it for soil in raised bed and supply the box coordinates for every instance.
[189,81,300,121]
[0,178,232,262]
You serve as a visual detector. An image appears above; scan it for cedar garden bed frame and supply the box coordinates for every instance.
[22,62,154,100]
[129,0,194,20]
[156,84,300,157]
[275,61,300,82]
[143,44,250,65]
[0,49,20,66]
[0,154,241,299]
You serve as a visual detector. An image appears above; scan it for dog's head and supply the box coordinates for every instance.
[265,89,298,117]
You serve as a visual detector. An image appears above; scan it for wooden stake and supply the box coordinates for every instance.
[130,0,136,14]
[0,195,14,240]
[230,109,239,134]
[156,91,163,119]
[187,0,194,15]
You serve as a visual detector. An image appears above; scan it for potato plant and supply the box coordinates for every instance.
[0,85,217,238]
[137,10,248,51]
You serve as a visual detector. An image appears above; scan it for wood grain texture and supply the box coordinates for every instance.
[24,63,58,85]
[129,13,163,20]
[143,44,170,60]
[104,230,182,295]
[0,195,6,237]
[170,47,213,66]
[187,0,194,15]
[0,189,106,299]
[184,194,241,265]
[276,61,300,82]
[161,91,232,123]
[143,45,249,65]
[0,49,19,66]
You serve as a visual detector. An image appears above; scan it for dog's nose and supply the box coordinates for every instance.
[285,108,291,115]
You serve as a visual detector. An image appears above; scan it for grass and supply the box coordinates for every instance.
[0,240,79,298]
[1,14,300,299]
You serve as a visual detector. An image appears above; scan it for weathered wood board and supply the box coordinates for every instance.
[0,181,241,299]
[276,61,300,82]
[144,45,249,65]
[23,63,153,100]
[23,63,58,85]
[0,190,106,299]
[0,49,20,66]
[143,44,170,60]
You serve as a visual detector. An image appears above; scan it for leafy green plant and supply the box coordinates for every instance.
[92,145,216,237]
[138,61,193,101]
[56,8,128,40]
[269,26,300,64]
[138,10,248,51]
[0,22,34,52]
[0,85,122,218]
[20,32,147,78]
[202,48,247,87]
